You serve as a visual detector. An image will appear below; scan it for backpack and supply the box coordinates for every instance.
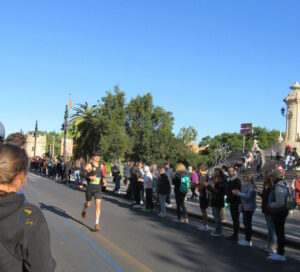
[285,181,297,210]
[179,176,190,194]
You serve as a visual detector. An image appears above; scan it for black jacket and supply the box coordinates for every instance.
[226,175,242,206]
[158,174,171,195]
[0,193,56,272]
[172,171,189,195]
[207,179,226,208]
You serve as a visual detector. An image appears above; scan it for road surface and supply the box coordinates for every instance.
[23,173,299,272]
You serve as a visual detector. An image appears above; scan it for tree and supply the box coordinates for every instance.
[70,102,100,159]
[178,126,198,145]
[98,86,130,161]
[126,93,154,162]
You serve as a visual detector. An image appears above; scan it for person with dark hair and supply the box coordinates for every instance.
[131,165,143,208]
[207,168,226,237]
[197,163,210,231]
[157,167,171,217]
[258,172,277,253]
[268,170,288,262]
[81,151,103,232]
[5,132,26,148]
[233,173,257,247]
[226,166,242,241]
[0,144,56,271]
[5,132,28,202]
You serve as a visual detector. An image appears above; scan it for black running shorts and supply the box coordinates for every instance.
[86,186,102,201]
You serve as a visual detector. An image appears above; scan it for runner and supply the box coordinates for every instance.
[81,151,103,232]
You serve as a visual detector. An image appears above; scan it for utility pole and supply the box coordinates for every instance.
[62,105,69,161]
[33,120,39,157]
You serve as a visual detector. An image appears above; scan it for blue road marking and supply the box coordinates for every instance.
[63,218,123,272]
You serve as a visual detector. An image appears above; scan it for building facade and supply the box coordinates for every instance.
[25,133,47,158]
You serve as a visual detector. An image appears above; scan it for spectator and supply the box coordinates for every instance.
[293,173,300,210]
[74,159,81,188]
[0,144,56,271]
[112,159,121,194]
[144,166,155,212]
[268,170,288,262]
[164,162,174,208]
[207,168,226,237]
[197,163,210,231]
[258,172,277,253]
[157,167,171,217]
[190,168,199,200]
[131,165,143,209]
[233,174,256,247]
[172,163,189,224]
[226,166,242,241]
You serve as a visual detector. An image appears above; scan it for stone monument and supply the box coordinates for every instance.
[279,81,300,153]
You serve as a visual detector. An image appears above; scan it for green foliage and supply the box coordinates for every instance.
[178,126,198,145]
[199,127,282,165]
[45,131,61,156]
[98,86,130,161]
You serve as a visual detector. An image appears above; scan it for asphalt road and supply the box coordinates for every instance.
[23,173,299,272]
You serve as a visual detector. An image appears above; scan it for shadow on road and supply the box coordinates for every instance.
[101,195,300,272]
[39,202,94,232]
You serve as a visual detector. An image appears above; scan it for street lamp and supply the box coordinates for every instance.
[281,107,293,119]
[33,120,39,157]
[61,105,69,161]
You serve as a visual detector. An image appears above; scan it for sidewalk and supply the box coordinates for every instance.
[103,176,300,249]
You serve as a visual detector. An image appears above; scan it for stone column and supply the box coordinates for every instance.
[284,81,300,142]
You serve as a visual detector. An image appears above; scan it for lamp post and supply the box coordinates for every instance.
[33,120,39,157]
[52,135,55,157]
[61,105,69,161]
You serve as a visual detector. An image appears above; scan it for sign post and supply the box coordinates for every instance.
[240,123,253,154]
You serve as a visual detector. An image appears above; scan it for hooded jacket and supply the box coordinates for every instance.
[268,180,288,212]
[0,193,56,272]
[238,182,257,211]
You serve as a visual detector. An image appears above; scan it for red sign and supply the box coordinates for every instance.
[241,123,253,129]
[240,129,253,135]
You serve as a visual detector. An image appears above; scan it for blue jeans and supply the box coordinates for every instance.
[212,206,222,234]
[114,178,121,191]
[265,214,277,245]
[74,170,80,186]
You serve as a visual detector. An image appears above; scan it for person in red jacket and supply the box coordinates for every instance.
[293,174,300,209]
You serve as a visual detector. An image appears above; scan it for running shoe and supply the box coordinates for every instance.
[197,224,209,232]
[238,240,252,247]
[268,253,286,262]
[94,224,101,232]
[81,210,86,219]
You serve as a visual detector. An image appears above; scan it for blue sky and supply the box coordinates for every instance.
[0,0,299,141]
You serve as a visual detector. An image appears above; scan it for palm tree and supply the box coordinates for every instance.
[70,102,100,159]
